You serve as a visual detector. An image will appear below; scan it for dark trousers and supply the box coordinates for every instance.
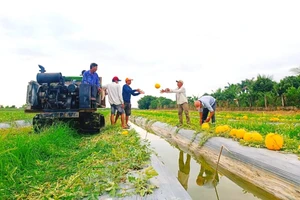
[91,85,98,99]
[202,102,216,123]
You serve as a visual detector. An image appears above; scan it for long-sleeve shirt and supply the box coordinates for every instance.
[169,86,188,104]
[82,70,100,88]
[122,84,140,103]
[198,96,216,112]
[102,82,123,105]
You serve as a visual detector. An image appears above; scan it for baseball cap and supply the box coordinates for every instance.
[112,76,121,82]
[125,77,133,82]
[176,80,184,84]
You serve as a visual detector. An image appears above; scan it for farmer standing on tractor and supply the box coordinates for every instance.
[82,63,101,101]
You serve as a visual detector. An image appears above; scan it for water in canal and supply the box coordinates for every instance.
[130,123,277,200]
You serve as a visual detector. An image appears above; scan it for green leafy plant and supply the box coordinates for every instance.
[128,166,158,196]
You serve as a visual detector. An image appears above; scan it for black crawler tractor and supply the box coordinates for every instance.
[25,65,105,133]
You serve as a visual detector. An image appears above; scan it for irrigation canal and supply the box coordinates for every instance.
[130,122,277,200]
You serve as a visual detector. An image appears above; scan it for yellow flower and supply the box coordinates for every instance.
[265,133,283,150]
[298,145,300,150]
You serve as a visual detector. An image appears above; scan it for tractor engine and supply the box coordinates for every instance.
[27,73,79,110]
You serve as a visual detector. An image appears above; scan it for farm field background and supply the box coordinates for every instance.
[0,108,299,198]
[132,109,300,153]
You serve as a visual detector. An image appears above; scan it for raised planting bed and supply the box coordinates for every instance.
[131,116,300,200]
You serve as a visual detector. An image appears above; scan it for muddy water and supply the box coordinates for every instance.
[131,123,275,200]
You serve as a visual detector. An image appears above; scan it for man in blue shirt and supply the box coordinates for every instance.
[115,77,144,126]
[82,63,101,100]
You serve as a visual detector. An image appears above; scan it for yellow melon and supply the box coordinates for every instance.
[229,129,238,137]
[155,83,161,89]
[215,125,223,134]
[223,125,230,132]
[252,132,263,142]
[201,123,210,130]
[270,117,280,122]
[121,131,129,135]
[215,125,231,134]
[243,132,252,141]
[243,131,263,142]
[265,133,283,150]
[242,115,248,120]
[236,129,246,139]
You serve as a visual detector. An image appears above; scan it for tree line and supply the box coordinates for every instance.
[138,74,300,109]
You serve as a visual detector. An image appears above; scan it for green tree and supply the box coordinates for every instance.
[149,100,159,109]
[252,75,275,108]
[138,96,157,109]
[285,87,300,107]
[236,78,256,107]
[275,76,300,106]
[211,88,227,107]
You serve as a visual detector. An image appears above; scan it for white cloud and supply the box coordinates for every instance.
[0,0,300,107]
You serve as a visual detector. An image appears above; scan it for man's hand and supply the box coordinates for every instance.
[205,117,211,123]
[98,87,102,92]
[160,88,170,93]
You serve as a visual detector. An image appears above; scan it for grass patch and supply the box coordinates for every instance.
[0,108,35,123]
[0,117,154,199]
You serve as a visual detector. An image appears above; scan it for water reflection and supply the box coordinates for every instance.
[177,150,191,190]
[197,156,220,200]
[196,156,219,188]
[131,123,274,200]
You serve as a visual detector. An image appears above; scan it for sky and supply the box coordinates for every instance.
[0,0,300,108]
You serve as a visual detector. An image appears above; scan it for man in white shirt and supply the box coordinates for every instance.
[102,76,128,129]
[161,80,190,126]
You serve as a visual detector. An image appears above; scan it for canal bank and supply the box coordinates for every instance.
[131,116,300,200]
